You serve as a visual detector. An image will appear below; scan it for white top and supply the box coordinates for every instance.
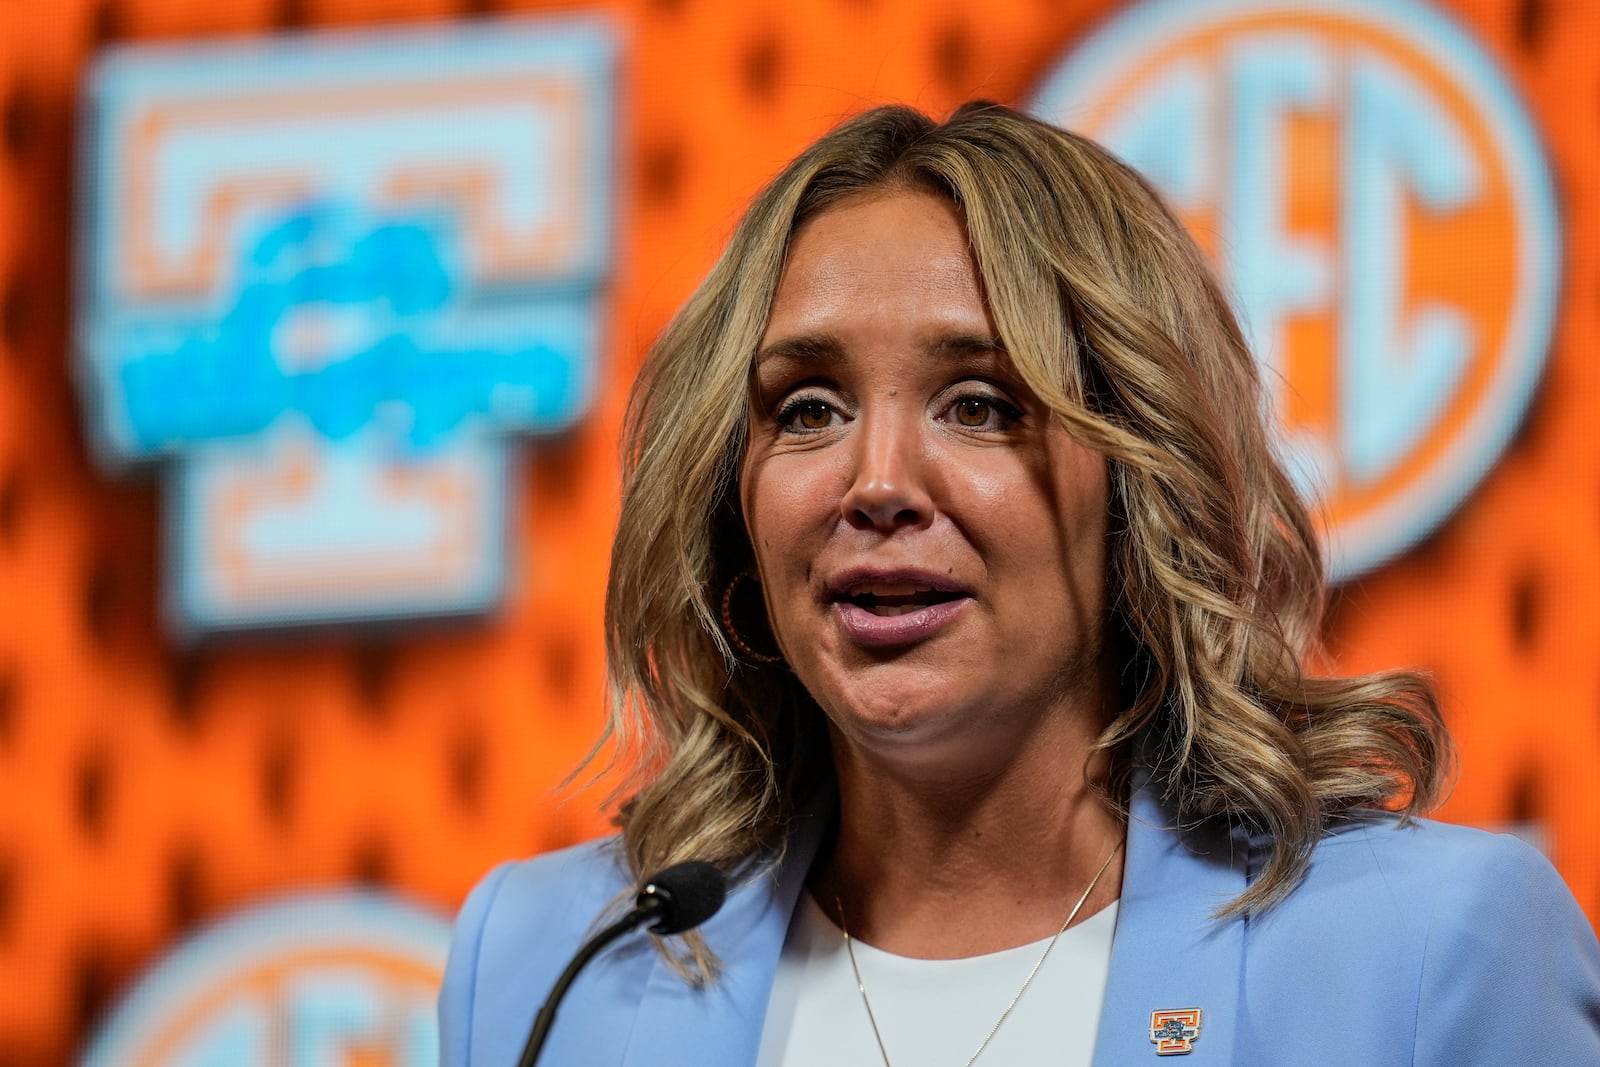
[755,892,1119,1067]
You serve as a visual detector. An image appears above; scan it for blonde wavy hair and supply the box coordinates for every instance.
[602,102,1451,966]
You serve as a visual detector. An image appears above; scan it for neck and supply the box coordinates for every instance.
[813,723,1126,959]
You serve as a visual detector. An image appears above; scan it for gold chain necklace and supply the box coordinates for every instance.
[834,839,1123,1067]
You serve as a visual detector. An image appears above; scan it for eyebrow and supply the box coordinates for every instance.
[753,334,845,367]
[927,333,1008,361]
[753,331,1008,368]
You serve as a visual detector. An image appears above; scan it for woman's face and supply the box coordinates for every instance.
[739,190,1113,770]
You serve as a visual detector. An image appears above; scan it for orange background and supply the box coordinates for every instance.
[0,0,1596,1063]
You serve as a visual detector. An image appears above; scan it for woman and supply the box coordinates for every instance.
[440,103,1600,1065]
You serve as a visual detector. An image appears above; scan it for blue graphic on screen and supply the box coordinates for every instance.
[115,205,590,455]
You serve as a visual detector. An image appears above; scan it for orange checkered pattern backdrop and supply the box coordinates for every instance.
[0,0,1595,1063]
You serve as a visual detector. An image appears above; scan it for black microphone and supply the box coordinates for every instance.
[516,860,728,1067]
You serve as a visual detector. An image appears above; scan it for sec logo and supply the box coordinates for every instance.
[78,892,450,1067]
[1031,0,1560,580]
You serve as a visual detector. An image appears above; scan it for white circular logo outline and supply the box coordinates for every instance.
[1029,0,1561,580]
[79,890,451,1067]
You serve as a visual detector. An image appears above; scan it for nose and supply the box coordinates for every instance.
[839,406,934,532]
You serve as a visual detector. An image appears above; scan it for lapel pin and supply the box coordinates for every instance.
[1150,1008,1202,1055]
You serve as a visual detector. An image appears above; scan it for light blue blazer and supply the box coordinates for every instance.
[440,781,1600,1065]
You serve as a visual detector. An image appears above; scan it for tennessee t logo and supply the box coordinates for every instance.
[1150,1008,1203,1055]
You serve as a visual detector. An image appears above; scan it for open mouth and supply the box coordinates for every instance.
[839,585,967,616]
[828,573,972,645]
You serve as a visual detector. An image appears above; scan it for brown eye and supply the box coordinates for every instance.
[797,402,831,430]
[777,397,835,433]
[954,398,990,427]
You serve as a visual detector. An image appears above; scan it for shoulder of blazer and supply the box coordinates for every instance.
[1228,809,1600,1064]
[1236,809,1551,958]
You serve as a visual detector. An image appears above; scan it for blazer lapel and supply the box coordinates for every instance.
[620,805,831,1067]
[1093,778,1249,1063]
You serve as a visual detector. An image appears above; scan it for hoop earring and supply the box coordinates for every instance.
[719,567,784,664]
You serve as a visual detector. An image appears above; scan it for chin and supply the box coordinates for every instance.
[820,676,980,745]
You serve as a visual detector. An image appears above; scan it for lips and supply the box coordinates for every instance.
[826,569,973,646]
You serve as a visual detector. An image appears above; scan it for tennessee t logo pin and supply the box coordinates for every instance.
[1150,1008,1202,1055]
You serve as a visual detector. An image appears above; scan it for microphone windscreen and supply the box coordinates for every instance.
[638,861,727,935]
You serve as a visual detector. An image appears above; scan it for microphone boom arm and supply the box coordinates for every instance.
[516,900,661,1067]
[515,860,726,1067]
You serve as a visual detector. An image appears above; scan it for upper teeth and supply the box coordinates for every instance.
[856,584,934,596]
